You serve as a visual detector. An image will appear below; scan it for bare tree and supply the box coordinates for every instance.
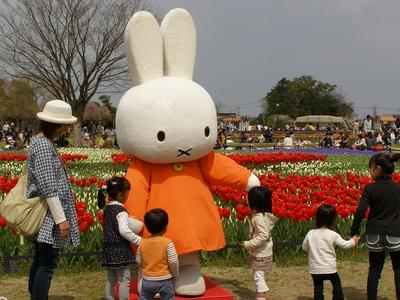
[0,0,156,141]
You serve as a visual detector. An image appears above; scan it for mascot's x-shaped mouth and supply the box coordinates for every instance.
[177,148,192,157]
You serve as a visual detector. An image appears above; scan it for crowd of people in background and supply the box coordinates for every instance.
[345,115,399,150]
[317,115,400,151]
[81,123,117,149]
[1,122,33,150]
[214,114,400,151]
[0,121,119,150]
[2,115,400,152]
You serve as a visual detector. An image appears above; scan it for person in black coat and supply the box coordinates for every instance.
[351,153,400,299]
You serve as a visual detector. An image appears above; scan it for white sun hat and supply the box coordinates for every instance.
[37,100,77,124]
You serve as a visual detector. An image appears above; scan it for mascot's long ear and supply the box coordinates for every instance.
[125,11,163,86]
[161,8,196,80]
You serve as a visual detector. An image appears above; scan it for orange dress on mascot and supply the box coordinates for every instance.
[125,152,251,254]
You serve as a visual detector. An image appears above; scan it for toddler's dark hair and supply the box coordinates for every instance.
[144,208,169,235]
[248,186,272,214]
[315,204,337,229]
[97,177,131,209]
[369,153,400,175]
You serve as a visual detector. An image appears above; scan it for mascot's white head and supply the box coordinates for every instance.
[116,9,217,164]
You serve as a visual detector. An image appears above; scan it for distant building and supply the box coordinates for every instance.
[275,114,293,123]
[217,113,249,132]
[377,114,396,126]
[217,113,246,123]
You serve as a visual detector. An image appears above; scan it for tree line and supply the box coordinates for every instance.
[0,78,116,128]
[252,75,354,125]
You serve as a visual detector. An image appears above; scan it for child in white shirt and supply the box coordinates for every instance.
[243,186,278,300]
[302,204,359,300]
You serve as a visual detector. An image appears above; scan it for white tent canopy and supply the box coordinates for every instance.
[295,115,348,130]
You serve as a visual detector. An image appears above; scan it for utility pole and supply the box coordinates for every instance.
[236,107,240,116]
[275,103,280,129]
[260,97,267,125]
[261,103,265,125]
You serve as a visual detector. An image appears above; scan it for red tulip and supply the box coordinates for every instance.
[79,221,89,232]
[82,213,94,226]
[0,216,7,227]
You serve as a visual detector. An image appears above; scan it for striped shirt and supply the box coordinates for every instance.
[27,136,80,248]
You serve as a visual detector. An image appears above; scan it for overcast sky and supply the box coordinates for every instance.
[4,0,399,118]
[122,0,400,118]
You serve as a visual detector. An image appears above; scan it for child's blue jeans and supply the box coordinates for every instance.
[139,278,174,300]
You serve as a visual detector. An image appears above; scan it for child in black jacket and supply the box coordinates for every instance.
[351,153,400,299]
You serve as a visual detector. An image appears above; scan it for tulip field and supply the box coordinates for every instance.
[0,149,399,269]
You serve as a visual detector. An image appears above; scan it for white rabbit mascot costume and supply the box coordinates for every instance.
[117,8,260,296]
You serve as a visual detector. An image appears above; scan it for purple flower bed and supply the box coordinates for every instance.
[253,148,379,156]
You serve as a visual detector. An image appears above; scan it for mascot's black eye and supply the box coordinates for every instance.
[157,131,165,142]
[204,126,210,137]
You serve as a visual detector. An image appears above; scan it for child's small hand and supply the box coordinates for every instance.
[239,242,245,248]
[352,235,360,244]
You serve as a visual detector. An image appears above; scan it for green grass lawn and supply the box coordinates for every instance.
[1,259,397,299]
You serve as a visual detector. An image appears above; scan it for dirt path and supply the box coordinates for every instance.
[0,262,396,299]
[204,262,395,299]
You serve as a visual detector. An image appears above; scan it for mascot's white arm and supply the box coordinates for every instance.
[246,173,261,191]
[128,217,144,234]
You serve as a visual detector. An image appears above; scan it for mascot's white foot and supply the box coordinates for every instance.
[174,265,205,296]
[174,252,205,296]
